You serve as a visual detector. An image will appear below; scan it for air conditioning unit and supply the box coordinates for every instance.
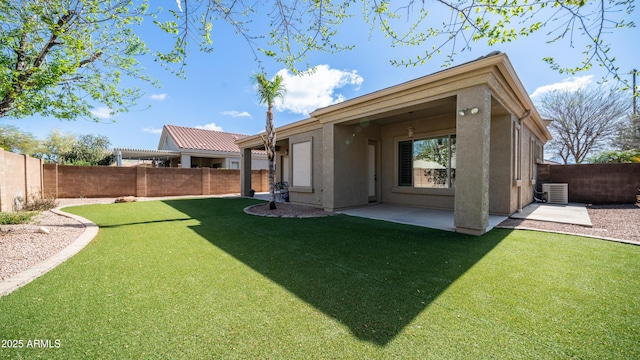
[542,183,568,204]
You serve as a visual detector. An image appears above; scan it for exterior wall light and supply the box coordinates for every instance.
[458,107,480,116]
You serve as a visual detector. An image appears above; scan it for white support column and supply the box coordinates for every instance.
[454,85,492,235]
[181,154,191,169]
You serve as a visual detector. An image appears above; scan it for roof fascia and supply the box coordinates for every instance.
[180,149,267,159]
[236,117,321,149]
[491,57,552,141]
[310,54,509,120]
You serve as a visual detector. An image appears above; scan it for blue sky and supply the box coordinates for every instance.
[3,2,639,150]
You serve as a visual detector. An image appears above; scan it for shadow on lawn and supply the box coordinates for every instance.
[163,198,507,346]
[97,218,192,228]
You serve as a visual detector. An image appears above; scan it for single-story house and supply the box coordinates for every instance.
[114,125,268,169]
[236,52,552,235]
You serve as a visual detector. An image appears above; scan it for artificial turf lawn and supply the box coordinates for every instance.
[1,198,638,359]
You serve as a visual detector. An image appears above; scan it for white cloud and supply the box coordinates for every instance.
[272,65,364,115]
[221,110,252,118]
[195,122,223,131]
[90,107,112,119]
[142,127,163,134]
[149,93,168,101]
[530,75,594,98]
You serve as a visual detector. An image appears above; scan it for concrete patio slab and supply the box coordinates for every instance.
[337,204,507,233]
[252,194,593,232]
[509,202,592,227]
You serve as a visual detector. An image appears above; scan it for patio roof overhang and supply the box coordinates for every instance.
[235,117,322,150]
[236,52,552,150]
[113,148,181,160]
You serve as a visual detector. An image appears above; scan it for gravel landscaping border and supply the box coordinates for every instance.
[498,204,639,244]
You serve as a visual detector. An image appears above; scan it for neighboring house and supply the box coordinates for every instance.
[114,125,268,169]
[236,52,552,235]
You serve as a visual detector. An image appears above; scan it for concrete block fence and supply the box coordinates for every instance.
[0,149,44,212]
[537,163,640,204]
[43,164,268,199]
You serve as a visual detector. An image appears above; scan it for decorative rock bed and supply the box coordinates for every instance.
[244,203,333,218]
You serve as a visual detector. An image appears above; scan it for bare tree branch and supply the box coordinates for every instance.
[538,85,630,164]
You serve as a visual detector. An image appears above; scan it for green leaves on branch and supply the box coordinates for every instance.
[0,0,155,121]
[589,150,640,163]
[0,127,113,166]
[161,1,632,79]
[384,0,634,80]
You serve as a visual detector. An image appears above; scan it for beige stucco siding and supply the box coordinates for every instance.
[328,123,382,210]
[489,114,514,215]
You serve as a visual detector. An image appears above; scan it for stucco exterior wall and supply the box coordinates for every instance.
[329,123,381,209]
[454,85,492,234]
[489,114,514,215]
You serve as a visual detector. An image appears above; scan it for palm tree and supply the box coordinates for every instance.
[252,72,286,210]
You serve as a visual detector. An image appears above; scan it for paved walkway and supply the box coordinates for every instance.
[509,202,592,227]
[256,193,593,232]
[338,205,508,232]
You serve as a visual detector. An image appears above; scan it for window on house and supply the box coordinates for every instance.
[398,135,456,188]
[292,140,312,187]
[230,161,239,169]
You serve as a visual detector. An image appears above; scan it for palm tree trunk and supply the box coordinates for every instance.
[268,155,276,209]
[266,107,277,210]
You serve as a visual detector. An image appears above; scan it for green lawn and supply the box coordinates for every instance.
[1,198,639,359]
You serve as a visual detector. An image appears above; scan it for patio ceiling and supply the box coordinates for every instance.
[337,96,457,127]
[337,95,510,128]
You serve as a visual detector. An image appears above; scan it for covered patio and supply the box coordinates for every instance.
[237,52,552,235]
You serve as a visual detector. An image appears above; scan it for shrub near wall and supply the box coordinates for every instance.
[538,163,640,204]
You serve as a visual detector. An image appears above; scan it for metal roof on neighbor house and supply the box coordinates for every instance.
[164,125,250,152]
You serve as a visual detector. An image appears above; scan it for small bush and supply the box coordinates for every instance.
[22,192,58,212]
[0,211,38,225]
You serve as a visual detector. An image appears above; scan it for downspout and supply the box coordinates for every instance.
[517,110,532,212]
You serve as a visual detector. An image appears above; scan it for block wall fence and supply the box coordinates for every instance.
[537,163,640,204]
[4,151,639,212]
[43,164,268,199]
[0,149,44,212]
